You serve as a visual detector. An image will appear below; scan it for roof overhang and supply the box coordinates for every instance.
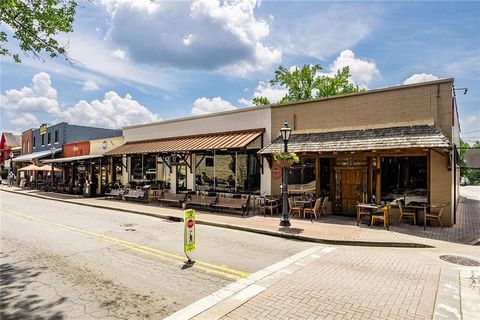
[259,125,451,155]
[105,129,265,156]
[12,148,62,162]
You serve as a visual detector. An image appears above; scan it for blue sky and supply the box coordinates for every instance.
[1,1,479,143]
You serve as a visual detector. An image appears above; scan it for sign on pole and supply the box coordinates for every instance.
[184,209,196,261]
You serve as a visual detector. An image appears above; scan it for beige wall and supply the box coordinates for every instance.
[90,136,124,155]
[430,150,453,227]
[271,80,454,141]
[124,108,271,143]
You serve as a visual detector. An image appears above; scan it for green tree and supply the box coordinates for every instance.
[460,139,480,185]
[254,64,363,106]
[0,0,77,63]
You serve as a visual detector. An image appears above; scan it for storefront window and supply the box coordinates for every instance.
[215,154,236,192]
[320,158,330,196]
[195,152,260,194]
[156,161,171,188]
[288,157,316,195]
[381,156,427,201]
[130,154,157,181]
[196,154,214,191]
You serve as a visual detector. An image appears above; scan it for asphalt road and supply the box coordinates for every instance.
[0,191,313,320]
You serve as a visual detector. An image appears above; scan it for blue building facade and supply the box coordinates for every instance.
[31,122,122,154]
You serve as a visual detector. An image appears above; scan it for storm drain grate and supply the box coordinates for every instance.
[439,255,480,266]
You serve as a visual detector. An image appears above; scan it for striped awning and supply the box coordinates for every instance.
[105,129,264,156]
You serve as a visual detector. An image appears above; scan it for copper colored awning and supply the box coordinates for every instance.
[105,129,264,156]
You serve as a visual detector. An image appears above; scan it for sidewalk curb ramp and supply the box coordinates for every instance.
[0,188,434,248]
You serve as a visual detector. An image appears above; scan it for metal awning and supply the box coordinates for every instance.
[259,125,451,155]
[12,148,62,162]
[41,154,103,163]
[105,129,264,156]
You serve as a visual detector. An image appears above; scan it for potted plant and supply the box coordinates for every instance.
[273,151,300,168]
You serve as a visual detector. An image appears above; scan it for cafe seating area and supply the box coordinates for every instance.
[356,198,449,231]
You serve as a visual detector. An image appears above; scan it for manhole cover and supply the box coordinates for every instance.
[439,255,480,266]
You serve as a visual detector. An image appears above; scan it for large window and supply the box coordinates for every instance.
[54,130,59,143]
[195,152,260,193]
[196,155,215,191]
[130,154,157,181]
[319,158,331,196]
[33,137,36,148]
[288,157,316,195]
[41,134,45,146]
[381,156,427,201]
[47,132,51,144]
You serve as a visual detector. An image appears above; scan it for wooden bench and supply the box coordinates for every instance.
[104,188,124,200]
[186,195,217,211]
[212,196,250,216]
[123,188,146,202]
[158,192,186,207]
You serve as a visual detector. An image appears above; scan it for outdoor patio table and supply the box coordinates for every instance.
[356,203,386,226]
[404,204,428,231]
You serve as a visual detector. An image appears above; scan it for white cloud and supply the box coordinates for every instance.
[239,81,287,106]
[62,91,160,129]
[103,0,280,76]
[8,112,39,128]
[403,73,440,85]
[112,49,127,60]
[1,72,159,130]
[191,97,237,115]
[82,80,99,91]
[0,72,61,129]
[328,50,380,88]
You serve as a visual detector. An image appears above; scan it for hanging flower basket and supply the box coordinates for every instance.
[273,152,299,168]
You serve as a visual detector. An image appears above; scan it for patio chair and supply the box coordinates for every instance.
[288,198,303,218]
[356,202,370,226]
[398,201,416,225]
[321,196,331,216]
[304,197,322,220]
[426,202,448,228]
[371,205,390,230]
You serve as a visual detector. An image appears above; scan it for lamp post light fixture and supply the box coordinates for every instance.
[50,147,55,186]
[279,121,292,227]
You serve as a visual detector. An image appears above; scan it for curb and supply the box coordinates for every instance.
[0,188,434,248]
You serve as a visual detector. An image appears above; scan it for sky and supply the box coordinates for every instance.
[1,0,479,143]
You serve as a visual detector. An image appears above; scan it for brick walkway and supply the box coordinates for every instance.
[1,185,479,247]
[220,248,443,320]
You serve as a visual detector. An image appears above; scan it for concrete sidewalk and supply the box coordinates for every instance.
[1,185,479,248]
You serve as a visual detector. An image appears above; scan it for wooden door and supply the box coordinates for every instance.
[341,169,363,214]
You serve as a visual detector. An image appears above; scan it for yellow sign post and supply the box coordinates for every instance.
[184,209,196,263]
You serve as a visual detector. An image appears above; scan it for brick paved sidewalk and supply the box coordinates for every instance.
[209,247,479,320]
[1,185,479,248]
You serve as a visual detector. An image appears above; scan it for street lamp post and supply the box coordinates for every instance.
[50,147,55,188]
[279,121,292,227]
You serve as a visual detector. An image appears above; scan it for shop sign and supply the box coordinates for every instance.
[184,209,196,257]
[39,124,48,135]
[169,154,184,165]
[272,163,282,179]
[77,164,86,173]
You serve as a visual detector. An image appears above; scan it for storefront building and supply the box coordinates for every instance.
[259,79,459,227]
[42,136,124,195]
[0,132,21,171]
[105,107,271,195]
[103,79,459,226]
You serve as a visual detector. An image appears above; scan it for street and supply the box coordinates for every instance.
[1,190,479,319]
[0,191,313,319]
